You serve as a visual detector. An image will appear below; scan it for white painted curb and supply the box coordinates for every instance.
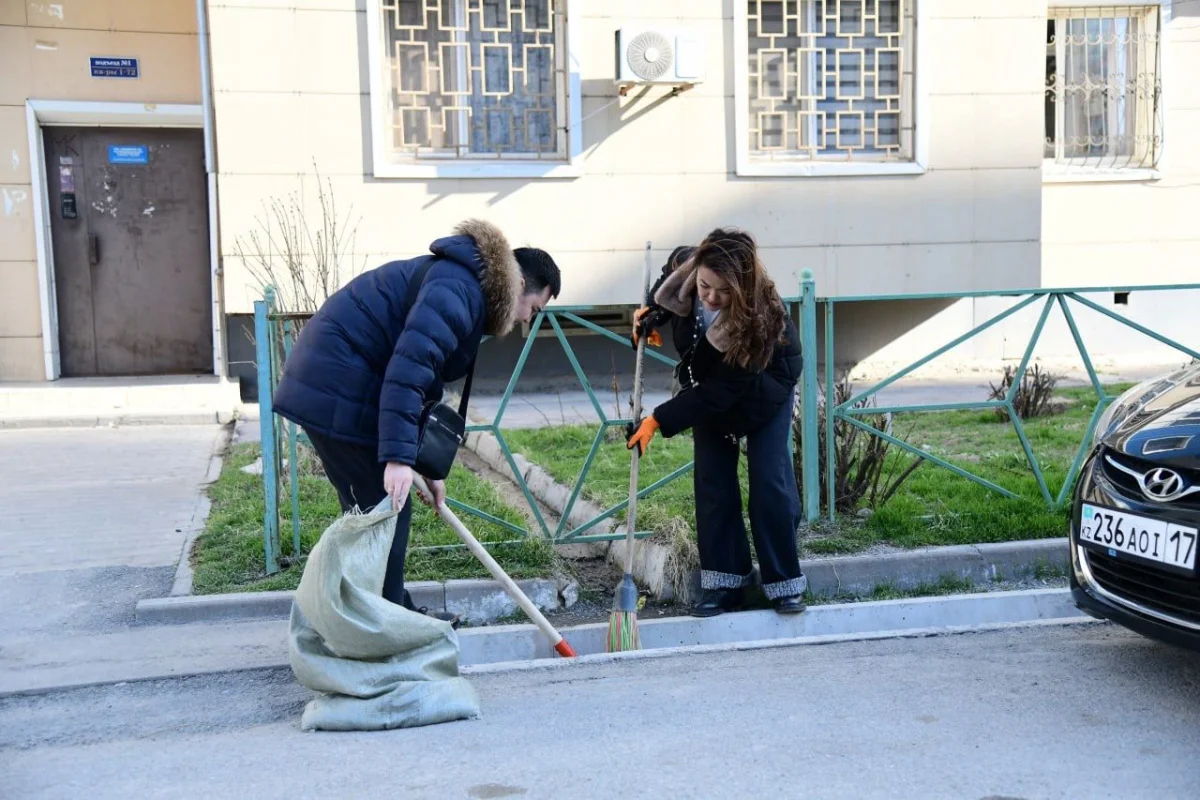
[5,588,1098,699]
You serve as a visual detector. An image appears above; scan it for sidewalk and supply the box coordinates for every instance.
[0,425,224,646]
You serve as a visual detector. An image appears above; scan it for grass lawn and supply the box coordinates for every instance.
[191,442,556,595]
[503,386,1127,556]
[503,424,742,536]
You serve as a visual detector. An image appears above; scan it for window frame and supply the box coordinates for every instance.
[733,0,930,178]
[1043,0,1171,184]
[365,0,583,179]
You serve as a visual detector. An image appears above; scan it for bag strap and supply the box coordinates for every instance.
[458,355,477,418]
[404,259,478,418]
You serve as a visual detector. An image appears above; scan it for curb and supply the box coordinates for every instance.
[453,587,1088,664]
[802,538,1069,598]
[9,589,1099,699]
[461,616,1101,675]
[141,535,1069,626]
[137,577,568,626]
[170,422,236,597]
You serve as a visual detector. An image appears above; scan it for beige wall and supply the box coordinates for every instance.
[0,0,200,381]
[760,1,1200,378]
[1037,0,1200,367]
[212,0,1046,318]
[860,0,1200,381]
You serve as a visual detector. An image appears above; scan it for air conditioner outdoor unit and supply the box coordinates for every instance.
[615,27,706,87]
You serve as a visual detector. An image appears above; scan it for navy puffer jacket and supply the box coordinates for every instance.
[272,219,520,465]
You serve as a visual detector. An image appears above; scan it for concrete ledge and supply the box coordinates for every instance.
[144,537,1069,625]
[137,590,299,624]
[463,617,1102,676]
[136,579,561,625]
[9,589,1096,698]
[456,587,1085,663]
[0,409,250,429]
[446,579,559,622]
[0,377,244,428]
[801,538,1069,598]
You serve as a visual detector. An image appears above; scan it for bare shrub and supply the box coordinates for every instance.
[988,364,1060,420]
[233,160,362,314]
[793,378,922,514]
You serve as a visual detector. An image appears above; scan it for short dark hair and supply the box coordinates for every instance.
[514,247,561,299]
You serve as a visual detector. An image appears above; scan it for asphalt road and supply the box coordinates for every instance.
[2,623,1198,800]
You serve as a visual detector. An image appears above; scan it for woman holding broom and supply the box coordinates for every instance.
[627,228,807,617]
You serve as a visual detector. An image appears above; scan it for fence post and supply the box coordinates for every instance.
[282,320,303,559]
[800,270,820,523]
[255,286,281,574]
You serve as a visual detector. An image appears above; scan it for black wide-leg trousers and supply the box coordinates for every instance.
[692,392,807,600]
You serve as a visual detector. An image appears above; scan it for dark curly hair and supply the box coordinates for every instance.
[691,228,787,372]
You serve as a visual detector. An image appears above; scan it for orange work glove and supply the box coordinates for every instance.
[631,306,663,348]
[626,415,660,456]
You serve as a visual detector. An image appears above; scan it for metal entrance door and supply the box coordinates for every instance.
[44,127,213,376]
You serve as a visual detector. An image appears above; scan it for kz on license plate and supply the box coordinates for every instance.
[1080,505,1198,571]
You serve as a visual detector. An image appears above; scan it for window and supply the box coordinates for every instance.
[368,0,578,177]
[737,0,920,176]
[1044,5,1162,173]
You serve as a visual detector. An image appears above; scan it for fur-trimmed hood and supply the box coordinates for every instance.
[653,253,734,353]
[440,218,523,337]
[274,220,524,463]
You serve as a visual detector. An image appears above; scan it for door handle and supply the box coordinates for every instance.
[88,233,100,266]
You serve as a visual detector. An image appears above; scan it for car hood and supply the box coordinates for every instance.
[1100,363,1200,469]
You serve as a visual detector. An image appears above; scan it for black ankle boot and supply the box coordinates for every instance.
[772,595,807,615]
[401,590,461,629]
[417,606,462,629]
[691,588,745,618]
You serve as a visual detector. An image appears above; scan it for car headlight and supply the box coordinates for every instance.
[1093,380,1154,445]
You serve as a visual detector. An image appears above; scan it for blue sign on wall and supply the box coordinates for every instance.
[108,145,149,165]
[90,57,140,79]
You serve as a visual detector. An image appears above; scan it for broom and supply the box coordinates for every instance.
[607,244,654,653]
[413,475,577,658]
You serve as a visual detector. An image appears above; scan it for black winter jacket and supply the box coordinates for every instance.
[642,246,802,439]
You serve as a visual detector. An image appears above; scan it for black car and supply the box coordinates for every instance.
[1071,361,1200,651]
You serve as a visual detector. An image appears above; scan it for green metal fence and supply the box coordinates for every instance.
[796,278,1200,524]
[254,275,1200,574]
[253,283,805,574]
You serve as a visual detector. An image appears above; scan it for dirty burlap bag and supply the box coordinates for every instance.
[288,498,481,731]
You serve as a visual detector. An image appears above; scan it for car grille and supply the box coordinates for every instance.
[1099,449,1200,510]
[1085,550,1200,626]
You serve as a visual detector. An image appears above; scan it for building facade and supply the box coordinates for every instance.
[1,0,1196,388]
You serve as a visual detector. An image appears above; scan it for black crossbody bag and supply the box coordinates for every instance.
[402,262,477,481]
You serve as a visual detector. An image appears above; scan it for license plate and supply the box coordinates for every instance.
[1080,504,1198,571]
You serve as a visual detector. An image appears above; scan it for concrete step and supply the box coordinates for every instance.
[0,376,244,427]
